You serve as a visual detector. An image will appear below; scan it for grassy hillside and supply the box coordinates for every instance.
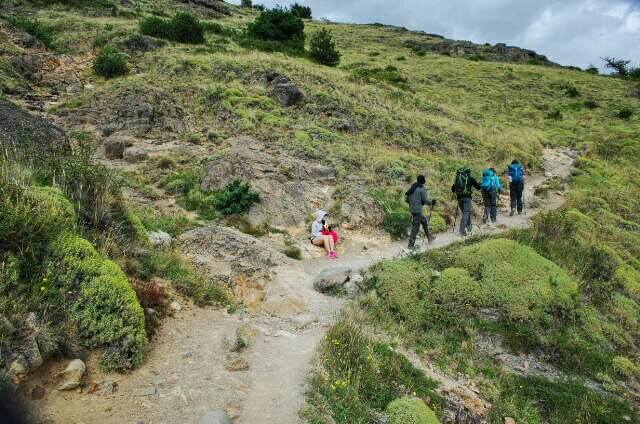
[1,0,639,421]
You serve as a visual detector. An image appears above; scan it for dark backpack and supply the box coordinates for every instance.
[509,163,524,183]
[454,167,471,197]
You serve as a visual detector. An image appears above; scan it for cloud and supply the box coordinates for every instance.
[229,0,640,70]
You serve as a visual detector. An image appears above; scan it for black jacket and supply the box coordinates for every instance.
[451,176,481,199]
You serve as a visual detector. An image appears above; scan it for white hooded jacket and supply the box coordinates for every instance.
[311,210,327,239]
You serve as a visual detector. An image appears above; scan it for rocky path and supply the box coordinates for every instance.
[31,149,575,424]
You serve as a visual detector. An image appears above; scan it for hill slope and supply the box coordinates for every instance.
[1,0,639,423]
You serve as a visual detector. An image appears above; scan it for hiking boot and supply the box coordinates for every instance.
[427,235,437,244]
[509,209,515,216]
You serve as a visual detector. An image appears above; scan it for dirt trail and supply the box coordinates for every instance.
[32,149,575,424]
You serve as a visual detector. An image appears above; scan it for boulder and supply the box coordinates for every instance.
[199,410,232,424]
[313,267,352,294]
[14,32,45,49]
[104,138,126,159]
[201,137,335,227]
[148,231,172,248]
[169,301,182,312]
[121,34,166,53]
[271,82,304,106]
[22,335,43,369]
[31,385,46,400]
[505,418,516,424]
[178,225,290,284]
[123,146,149,163]
[57,359,86,391]
[10,54,45,80]
[0,100,68,154]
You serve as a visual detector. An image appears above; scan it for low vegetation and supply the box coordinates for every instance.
[93,46,128,78]
[309,28,341,67]
[140,12,205,44]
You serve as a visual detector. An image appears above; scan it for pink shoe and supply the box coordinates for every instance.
[330,252,338,259]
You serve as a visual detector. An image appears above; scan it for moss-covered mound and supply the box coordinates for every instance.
[386,397,440,424]
[1,181,147,371]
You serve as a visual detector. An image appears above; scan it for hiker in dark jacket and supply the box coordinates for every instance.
[451,167,481,236]
[405,175,436,249]
[507,160,525,215]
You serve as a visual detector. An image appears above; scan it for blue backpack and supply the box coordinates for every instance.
[509,163,524,183]
[481,169,495,190]
[482,169,501,191]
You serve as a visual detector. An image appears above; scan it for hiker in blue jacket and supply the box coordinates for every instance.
[481,167,502,226]
[507,160,525,215]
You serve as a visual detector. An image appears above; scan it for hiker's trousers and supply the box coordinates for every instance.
[510,182,524,213]
[481,189,498,223]
[457,197,473,236]
[408,212,431,247]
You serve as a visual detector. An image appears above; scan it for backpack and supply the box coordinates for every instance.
[481,169,494,191]
[509,163,524,183]
[454,167,471,197]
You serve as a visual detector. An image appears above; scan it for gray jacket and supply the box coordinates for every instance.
[406,185,433,214]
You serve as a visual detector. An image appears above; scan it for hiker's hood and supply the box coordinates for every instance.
[315,210,328,223]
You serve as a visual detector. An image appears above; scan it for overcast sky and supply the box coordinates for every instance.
[229,0,640,70]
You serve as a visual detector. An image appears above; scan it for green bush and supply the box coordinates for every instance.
[139,12,204,44]
[9,16,56,49]
[611,356,639,379]
[614,265,640,301]
[93,46,128,78]
[48,232,147,371]
[617,107,633,119]
[246,6,305,50]
[372,189,410,240]
[455,238,578,325]
[309,28,341,67]
[290,2,312,19]
[241,0,252,8]
[212,179,260,216]
[386,397,440,424]
[429,213,447,234]
[352,65,408,87]
[171,12,205,44]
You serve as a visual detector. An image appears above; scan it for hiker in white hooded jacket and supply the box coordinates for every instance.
[310,210,338,259]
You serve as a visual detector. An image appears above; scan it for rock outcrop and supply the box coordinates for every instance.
[202,137,336,227]
[0,99,68,154]
[264,71,305,106]
[313,267,352,294]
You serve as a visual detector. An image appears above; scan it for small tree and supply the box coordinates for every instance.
[93,46,128,78]
[170,12,204,44]
[602,57,631,77]
[309,28,340,66]
[241,0,252,8]
[290,2,312,19]
[585,65,599,75]
[247,6,304,42]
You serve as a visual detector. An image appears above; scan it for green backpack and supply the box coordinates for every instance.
[454,167,472,197]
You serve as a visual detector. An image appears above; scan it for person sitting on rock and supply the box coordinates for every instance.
[311,210,338,259]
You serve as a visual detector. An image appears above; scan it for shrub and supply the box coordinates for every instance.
[139,12,204,44]
[455,238,578,325]
[616,107,633,119]
[429,213,447,234]
[352,65,408,87]
[93,46,128,78]
[546,108,562,120]
[612,356,639,379]
[585,65,599,75]
[48,232,148,371]
[290,2,312,19]
[247,7,304,45]
[170,12,205,44]
[602,57,631,77]
[309,28,341,67]
[584,99,599,109]
[614,265,640,301]
[211,179,260,216]
[9,16,55,48]
[241,0,252,7]
[139,15,172,39]
[564,84,580,97]
[386,397,440,424]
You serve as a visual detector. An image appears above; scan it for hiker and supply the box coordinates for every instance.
[311,210,338,259]
[481,167,502,226]
[405,175,436,249]
[451,166,481,236]
[507,160,525,215]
